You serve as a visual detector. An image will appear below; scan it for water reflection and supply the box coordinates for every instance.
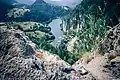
[48,18,63,46]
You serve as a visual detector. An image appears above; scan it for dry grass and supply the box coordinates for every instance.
[35,51,45,60]
[80,51,98,64]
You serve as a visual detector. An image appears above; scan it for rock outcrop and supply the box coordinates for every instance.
[1,24,120,80]
[72,23,120,80]
[0,26,95,80]
[99,23,120,58]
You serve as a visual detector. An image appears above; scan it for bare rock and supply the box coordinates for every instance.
[99,23,120,57]
[79,66,88,75]
[0,26,95,80]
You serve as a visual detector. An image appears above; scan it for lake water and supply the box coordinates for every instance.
[49,18,63,47]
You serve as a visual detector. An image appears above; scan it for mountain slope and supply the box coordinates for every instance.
[59,0,120,64]
[6,0,70,23]
[0,0,17,5]
[0,1,14,21]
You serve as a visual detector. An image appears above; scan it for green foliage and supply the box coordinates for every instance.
[57,39,79,65]
[22,23,57,54]
[59,0,116,64]
[7,8,30,18]
[71,1,109,56]
[5,22,57,55]
[27,32,57,54]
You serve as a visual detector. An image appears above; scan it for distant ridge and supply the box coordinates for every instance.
[33,0,46,5]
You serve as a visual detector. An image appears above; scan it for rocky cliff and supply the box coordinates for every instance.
[74,23,120,80]
[72,23,120,80]
[0,24,120,80]
[0,26,95,80]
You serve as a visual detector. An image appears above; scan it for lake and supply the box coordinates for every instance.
[49,18,63,47]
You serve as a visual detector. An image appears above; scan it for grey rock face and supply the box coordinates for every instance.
[107,57,120,79]
[99,23,120,58]
[0,26,95,80]
[98,23,120,79]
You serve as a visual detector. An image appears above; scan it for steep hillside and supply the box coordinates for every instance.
[0,1,14,21]
[0,0,17,5]
[59,0,120,64]
[73,23,120,79]
[6,0,70,23]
